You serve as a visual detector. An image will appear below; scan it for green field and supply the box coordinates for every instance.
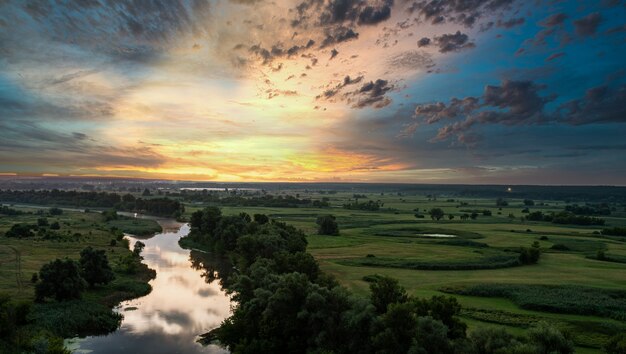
[197,191,626,352]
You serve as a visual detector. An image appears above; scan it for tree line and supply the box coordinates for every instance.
[0,190,183,217]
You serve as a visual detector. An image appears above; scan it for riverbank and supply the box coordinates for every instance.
[0,207,157,353]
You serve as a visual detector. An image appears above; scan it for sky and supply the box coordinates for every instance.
[0,0,625,185]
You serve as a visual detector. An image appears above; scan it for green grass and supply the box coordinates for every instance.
[106,217,162,236]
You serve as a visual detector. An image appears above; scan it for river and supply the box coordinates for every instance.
[68,219,232,354]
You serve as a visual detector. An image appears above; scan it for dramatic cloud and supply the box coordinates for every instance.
[414,79,626,145]
[0,0,624,183]
[414,80,555,141]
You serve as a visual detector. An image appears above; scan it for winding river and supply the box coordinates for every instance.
[68,218,232,354]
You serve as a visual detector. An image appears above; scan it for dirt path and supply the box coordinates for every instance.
[3,245,23,293]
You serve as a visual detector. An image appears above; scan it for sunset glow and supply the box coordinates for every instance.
[1,0,625,184]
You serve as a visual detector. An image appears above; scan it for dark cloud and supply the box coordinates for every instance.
[417,37,431,47]
[319,0,394,26]
[414,80,555,142]
[414,79,626,145]
[247,39,316,64]
[350,79,394,108]
[320,26,359,48]
[292,0,394,32]
[14,0,214,63]
[358,1,393,25]
[558,85,626,125]
[573,12,602,37]
[414,97,479,124]
[434,31,475,53]
[408,0,514,27]
[316,75,364,100]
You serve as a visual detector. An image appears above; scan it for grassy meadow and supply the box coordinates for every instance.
[190,190,626,353]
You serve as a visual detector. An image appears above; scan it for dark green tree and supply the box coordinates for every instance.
[370,275,408,314]
[316,215,339,235]
[133,241,146,257]
[35,259,86,301]
[79,247,115,288]
[428,208,445,221]
[253,213,269,225]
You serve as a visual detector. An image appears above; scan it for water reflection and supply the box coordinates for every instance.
[70,223,232,354]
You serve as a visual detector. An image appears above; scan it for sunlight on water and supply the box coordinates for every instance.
[69,223,231,354]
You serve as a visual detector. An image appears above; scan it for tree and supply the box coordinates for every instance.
[35,259,86,301]
[50,221,60,230]
[428,208,445,221]
[316,215,339,235]
[369,275,408,314]
[496,198,508,207]
[133,241,146,257]
[142,188,151,196]
[253,213,269,225]
[37,218,49,227]
[523,199,535,206]
[470,212,478,220]
[79,247,114,288]
[5,224,34,238]
[519,243,541,265]
[448,214,455,220]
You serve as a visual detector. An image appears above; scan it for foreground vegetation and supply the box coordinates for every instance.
[0,206,155,353]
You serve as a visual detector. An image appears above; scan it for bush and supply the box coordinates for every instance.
[441,284,626,321]
[5,223,34,238]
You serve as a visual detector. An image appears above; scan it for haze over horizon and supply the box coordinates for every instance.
[1,0,625,185]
